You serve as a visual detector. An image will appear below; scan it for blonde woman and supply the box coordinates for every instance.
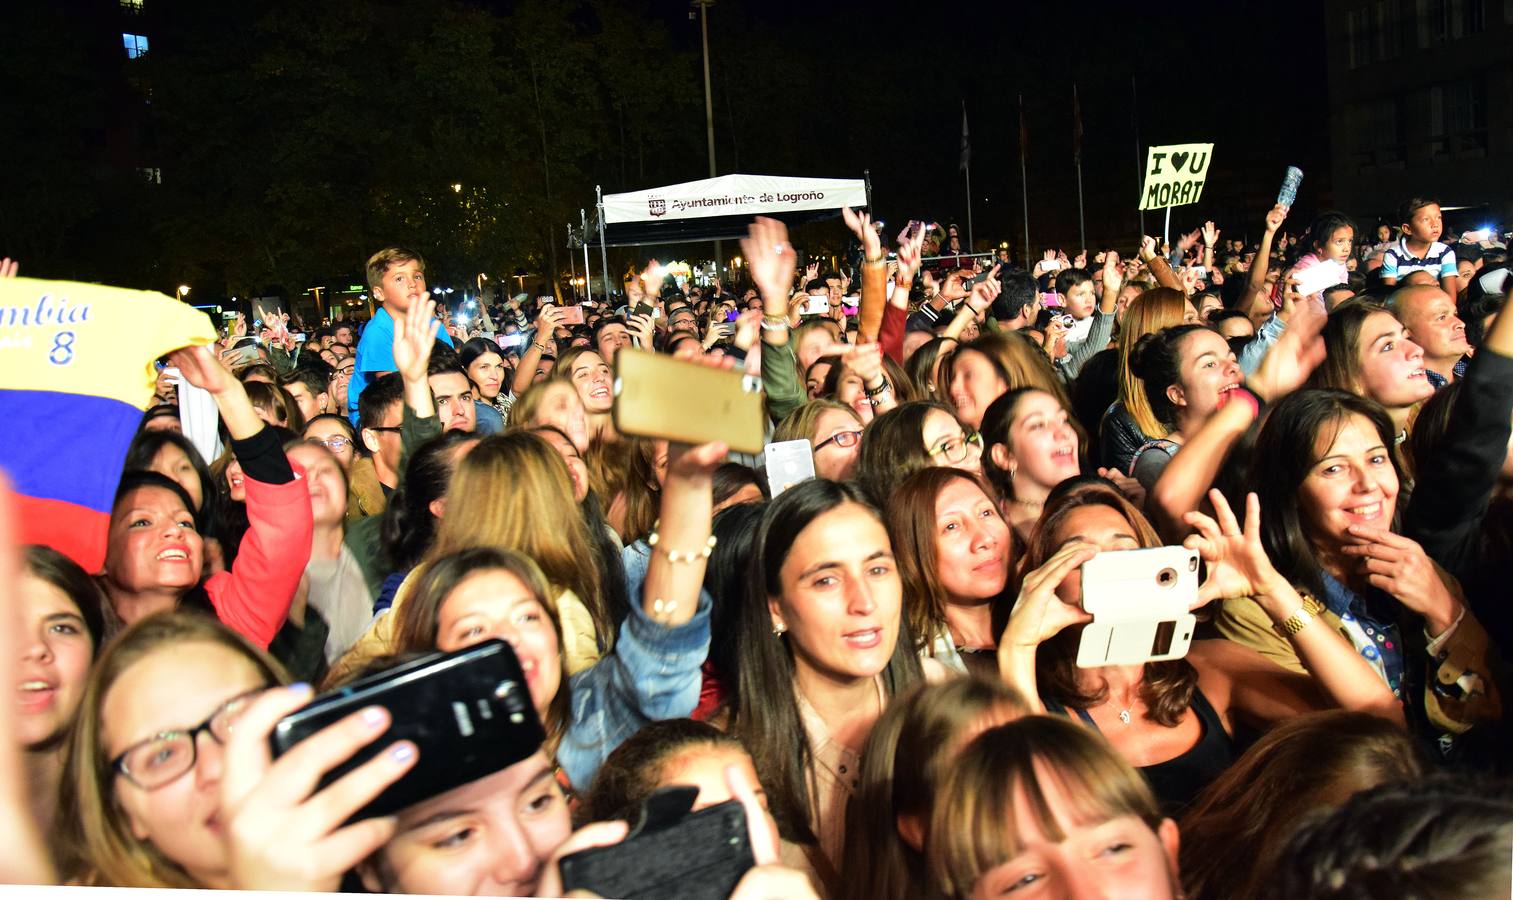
[1100,287,1199,472]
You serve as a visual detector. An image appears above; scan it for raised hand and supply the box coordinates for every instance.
[842,206,883,262]
[1264,203,1288,234]
[1073,249,1088,270]
[533,303,565,341]
[967,264,1002,313]
[626,312,656,349]
[1248,297,1326,403]
[1097,466,1143,507]
[0,258,18,278]
[739,217,798,316]
[941,270,970,303]
[391,292,438,386]
[1140,235,1158,260]
[1182,490,1283,608]
[805,261,820,284]
[1101,251,1123,295]
[732,309,762,351]
[1201,220,1221,247]
[841,342,886,389]
[640,260,666,299]
[167,344,238,395]
[895,224,927,289]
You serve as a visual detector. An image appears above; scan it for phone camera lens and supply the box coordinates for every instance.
[1156,567,1177,588]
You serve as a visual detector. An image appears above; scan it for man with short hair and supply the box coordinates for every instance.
[1390,284,1468,388]
[347,246,452,422]
[995,270,1042,331]
[427,355,477,433]
[593,316,631,362]
[667,305,698,335]
[351,373,405,518]
[278,367,332,421]
[332,322,355,347]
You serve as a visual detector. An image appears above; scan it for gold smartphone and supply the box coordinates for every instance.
[612,349,765,454]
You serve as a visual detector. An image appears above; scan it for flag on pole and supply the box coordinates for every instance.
[959,102,971,172]
[1073,84,1083,166]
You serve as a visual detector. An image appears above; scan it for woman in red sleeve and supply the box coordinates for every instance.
[99,346,312,649]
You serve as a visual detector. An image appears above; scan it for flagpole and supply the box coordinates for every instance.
[1018,93,1030,260]
[1132,76,1145,239]
[961,101,974,252]
[1074,84,1086,253]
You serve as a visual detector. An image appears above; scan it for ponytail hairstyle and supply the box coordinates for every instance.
[1117,288,1193,437]
[1127,324,1211,431]
[380,430,477,573]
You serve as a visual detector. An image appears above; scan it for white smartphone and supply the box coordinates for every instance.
[1291,260,1348,298]
[1076,546,1199,668]
[801,294,831,317]
[764,439,816,497]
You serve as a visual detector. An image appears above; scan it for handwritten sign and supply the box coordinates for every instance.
[1139,143,1215,211]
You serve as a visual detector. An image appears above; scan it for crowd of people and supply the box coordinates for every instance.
[4,193,1513,899]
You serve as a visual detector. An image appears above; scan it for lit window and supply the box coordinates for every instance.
[121,0,143,11]
[139,167,162,185]
[123,33,149,59]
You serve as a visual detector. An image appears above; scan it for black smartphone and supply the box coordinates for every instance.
[269,640,544,821]
[559,786,754,900]
[633,302,656,320]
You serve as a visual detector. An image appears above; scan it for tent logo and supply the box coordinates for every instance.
[648,197,666,217]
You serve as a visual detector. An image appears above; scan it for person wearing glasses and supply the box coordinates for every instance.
[855,401,982,505]
[59,613,286,887]
[301,414,358,472]
[326,357,356,415]
[773,400,865,481]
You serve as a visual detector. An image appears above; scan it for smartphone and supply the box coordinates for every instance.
[962,270,992,290]
[558,305,585,325]
[613,348,764,454]
[1190,266,1208,280]
[1076,547,1199,668]
[765,439,816,498]
[559,786,754,900]
[221,344,261,367]
[497,333,528,349]
[633,302,656,320]
[801,294,830,317]
[269,640,544,822]
[1277,166,1303,208]
[1052,313,1075,328]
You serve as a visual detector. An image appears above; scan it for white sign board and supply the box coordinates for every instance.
[1139,144,1215,211]
[603,174,868,225]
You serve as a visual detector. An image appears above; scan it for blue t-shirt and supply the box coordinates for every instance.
[347,307,454,423]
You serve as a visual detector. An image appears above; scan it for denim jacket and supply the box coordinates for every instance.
[557,549,712,789]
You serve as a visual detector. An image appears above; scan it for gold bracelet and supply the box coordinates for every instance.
[1273,590,1326,638]
[647,527,717,563]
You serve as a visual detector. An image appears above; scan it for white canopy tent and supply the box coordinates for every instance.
[578,172,872,299]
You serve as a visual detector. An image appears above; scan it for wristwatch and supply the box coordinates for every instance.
[1273,590,1326,638]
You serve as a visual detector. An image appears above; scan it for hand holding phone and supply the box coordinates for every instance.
[219,684,418,892]
[613,349,765,453]
[765,439,816,497]
[558,305,585,325]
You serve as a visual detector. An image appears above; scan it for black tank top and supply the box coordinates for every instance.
[1044,687,1237,815]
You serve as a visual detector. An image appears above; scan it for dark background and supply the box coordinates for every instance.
[0,0,1332,301]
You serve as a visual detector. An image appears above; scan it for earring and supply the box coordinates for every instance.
[1008,463,1018,478]
[772,622,787,636]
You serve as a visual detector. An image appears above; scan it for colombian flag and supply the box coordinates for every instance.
[0,278,215,571]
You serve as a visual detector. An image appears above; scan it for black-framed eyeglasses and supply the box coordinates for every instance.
[111,690,260,790]
[928,430,983,463]
[815,430,862,452]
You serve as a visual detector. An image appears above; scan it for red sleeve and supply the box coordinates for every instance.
[204,464,313,649]
[880,299,907,364]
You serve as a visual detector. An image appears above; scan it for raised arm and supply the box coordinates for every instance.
[1185,490,1405,728]
[743,217,805,422]
[1247,204,1289,298]
[842,207,887,345]
[510,305,564,397]
[997,543,1099,713]
[1140,236,1183,292]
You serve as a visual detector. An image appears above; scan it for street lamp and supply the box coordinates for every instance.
[176,284,190,301]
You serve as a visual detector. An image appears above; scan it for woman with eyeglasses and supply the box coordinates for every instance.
[325,358,356,416]
[302,414,358,472]
[773,400,865,481]
[855,401,982,504]
[58,612,286,886]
